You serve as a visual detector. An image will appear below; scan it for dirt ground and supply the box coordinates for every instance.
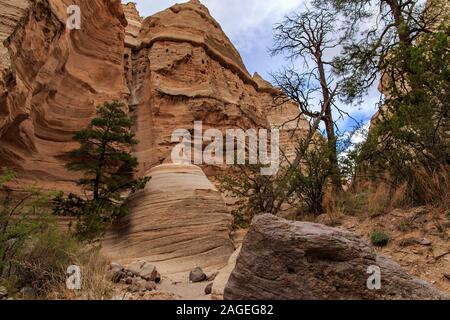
[111,205,449,300]
[111,276,213,300]
[333,206,450,294]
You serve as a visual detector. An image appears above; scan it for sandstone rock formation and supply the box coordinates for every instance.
[0,0,304,191]
[123,2,142,48]
[0,0,127,191]
[102,164,234,280]
[211,245,241,300]
[124,0,306,176]
[224,214,449,300]
[0,0,30,71]
[0,0,304,293]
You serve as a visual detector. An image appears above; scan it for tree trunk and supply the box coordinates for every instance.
[317,53,343,192]
[384,0,411,46]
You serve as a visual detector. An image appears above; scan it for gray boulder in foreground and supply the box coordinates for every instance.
[224,214,449,300]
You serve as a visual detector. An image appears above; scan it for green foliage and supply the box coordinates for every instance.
[53,101,150,240]
[14,222,80,295]
[218,139,335,228]
[218,164,282,229]
[370,231,390,247]
[0,168,79,297]
[354,25,450,204]
[318,0,440,102]
[289,139,335,215]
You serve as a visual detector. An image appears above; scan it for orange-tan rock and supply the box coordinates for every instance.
[124,0,306,176]
[102,164,235,280]
[0,0,127,191]
[0,0,305,190]
[0,0,300,193]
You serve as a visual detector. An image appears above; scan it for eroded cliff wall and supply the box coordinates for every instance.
[0,0,304,191]
[0,0,127,191]
[123,0,305,176]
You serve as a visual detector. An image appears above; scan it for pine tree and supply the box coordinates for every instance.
[54,101,149,239]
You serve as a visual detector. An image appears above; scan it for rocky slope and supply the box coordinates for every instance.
[334,206,450,295]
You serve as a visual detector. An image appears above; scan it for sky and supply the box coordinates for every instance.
[124,0,380,133]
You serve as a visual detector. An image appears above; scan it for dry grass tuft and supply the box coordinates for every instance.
[46,247,113,300]
[414,166,450,208]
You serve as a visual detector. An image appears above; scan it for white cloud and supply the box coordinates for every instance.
[126,1,304,39]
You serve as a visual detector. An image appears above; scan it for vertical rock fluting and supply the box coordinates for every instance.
[0,0,305,189]
[0,0,128,191]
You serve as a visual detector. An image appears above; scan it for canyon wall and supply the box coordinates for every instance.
[0,0,127,191]
[0,0,305,191]
[123,0,305,177]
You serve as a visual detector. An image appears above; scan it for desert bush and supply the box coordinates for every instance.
[413,166,450,208]
[13,223,80,296]
[289,140,335,216]
[1,169,52,279]
[218,164,284,229]
[323,178,409,220]
[46,246,113,300]
[0,168,112,299]
[219,139,335,227]
[370,231,390,247]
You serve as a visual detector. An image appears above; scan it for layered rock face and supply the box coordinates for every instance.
[0,0,303,285]
[224,214,449,300]
[102,164,234,279]
[123,0,306,176]
[0,0,127,191]
[0,0,304,189]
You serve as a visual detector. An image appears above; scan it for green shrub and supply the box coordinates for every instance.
[218,139,335,229]
[13,221,80,295]
[0,168,80,298]
[370,231,390,247]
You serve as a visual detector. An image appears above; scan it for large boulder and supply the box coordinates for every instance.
[224,214,449,300]
[102,164,234,280]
